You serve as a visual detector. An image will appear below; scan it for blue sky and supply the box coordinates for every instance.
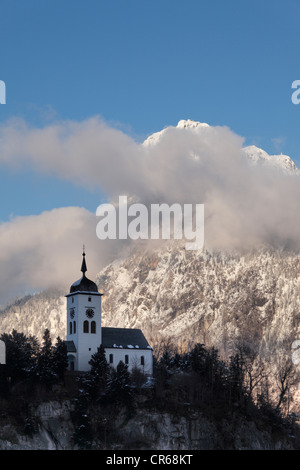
[0,0,300,221]
[1,0,300,304]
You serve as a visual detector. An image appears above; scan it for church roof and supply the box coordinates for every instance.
[69,250,100,294]
[70,275,98,293]
[102,327,152,350]
[64,329,152,354]
[65,340,76,352]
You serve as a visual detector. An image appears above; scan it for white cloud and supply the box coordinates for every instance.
[0,116,300,304]
[0,207,112,305]
[0,116,141,195]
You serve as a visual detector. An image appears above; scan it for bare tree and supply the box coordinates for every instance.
[275,352,297,413]
[235,342,266,400]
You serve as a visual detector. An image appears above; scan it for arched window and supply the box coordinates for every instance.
[69,322,72,335]
[73,321,76,334]
[83,320,89,333]
[141,356,145,366]
[91,321,96,334]
[109,354,113,364]
[125,354,129,365]
[68,355,75,371]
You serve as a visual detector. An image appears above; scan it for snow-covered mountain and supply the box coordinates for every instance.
[144,119,299,175]
[242,145,299,175]
[98,242,300,355]
[143,119,210,146]
[1,241,300,360]
[1,118,300,408]
[1,119,300,350]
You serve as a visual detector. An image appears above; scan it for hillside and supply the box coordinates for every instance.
[2,242,300,356]
[1,241,300,407]
[0,338,298,450]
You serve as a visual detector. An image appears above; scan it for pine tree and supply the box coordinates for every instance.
[106,361,134,411]
[188,343,207,375]
[72,375,93,449]
[0,330,40,383]
[53,337,68,381]
[87,345,110,399]
[89,345,109,384]
[36,329,56,386]
[227,353,245,405]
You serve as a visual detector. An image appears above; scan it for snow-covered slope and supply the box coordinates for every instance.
[1,119,299,351]
[143,119,210,146]
[0,290,66,341]
[242,145,299,175]
[2,241,300,364]
[97,241,300,355]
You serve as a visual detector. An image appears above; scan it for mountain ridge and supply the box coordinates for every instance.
[144,119,299,175]
[1,119,300,410]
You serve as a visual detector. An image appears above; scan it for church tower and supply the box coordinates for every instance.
[65,249,102,371]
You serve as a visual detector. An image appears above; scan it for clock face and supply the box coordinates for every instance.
[86,308,94,319]
[70,308,75,319]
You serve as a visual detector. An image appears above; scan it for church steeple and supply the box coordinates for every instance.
[81,246,87,276]
[66,247,103,371]
[69,247,99,293]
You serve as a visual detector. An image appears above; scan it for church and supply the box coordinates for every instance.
[64,250,153,375]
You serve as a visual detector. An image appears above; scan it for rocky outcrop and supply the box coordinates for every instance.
[117,408,293,450]
[0,400,74,450]
[0,399,295,450]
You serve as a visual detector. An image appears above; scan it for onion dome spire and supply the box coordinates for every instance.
[69,246,99,293]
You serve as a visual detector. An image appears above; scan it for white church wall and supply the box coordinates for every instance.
[66,291,102,371]
[105,347,153,375]
[0,340,6,365]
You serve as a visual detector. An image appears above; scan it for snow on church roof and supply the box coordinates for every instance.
[65,329,152,353]
[102,327,152,350]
